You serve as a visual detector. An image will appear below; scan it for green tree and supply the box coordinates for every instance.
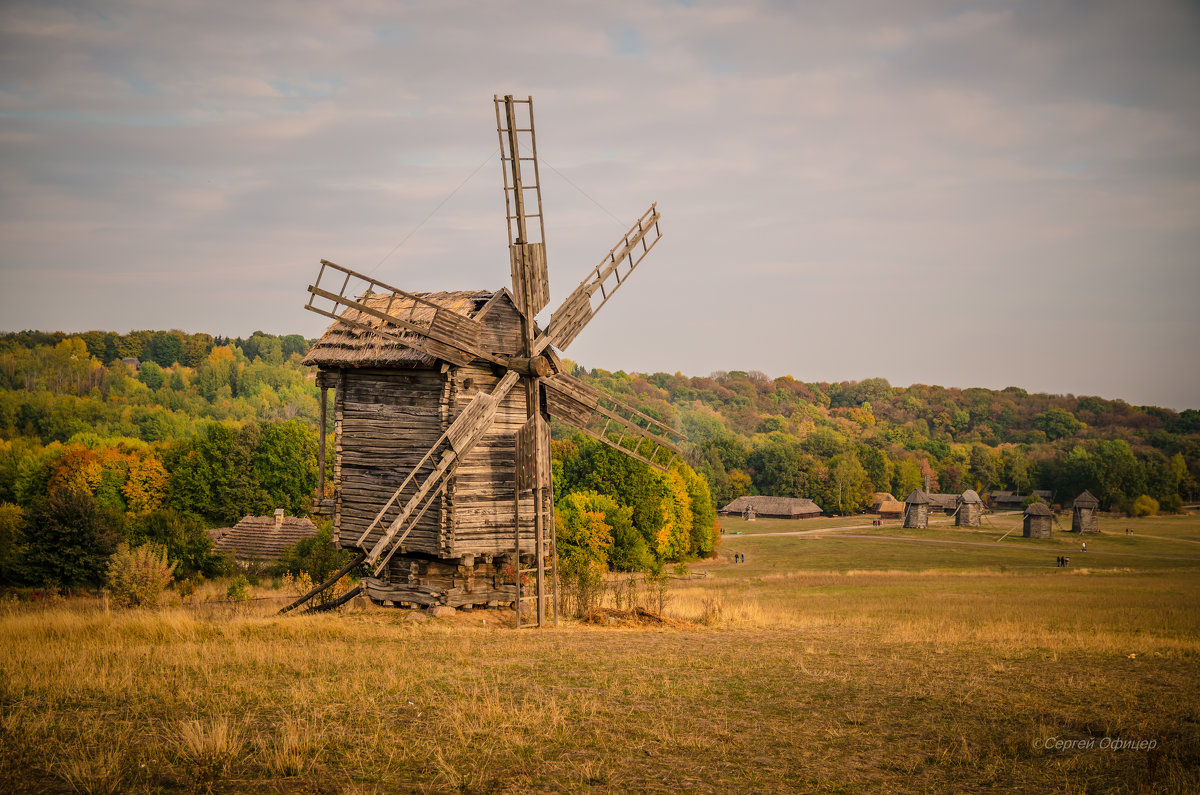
[1032,408,1084,440]
[0,502,22,580]
[126,509,225,579]
[137,361,165,390]
[20,486,122,588]
[827,453,872,515]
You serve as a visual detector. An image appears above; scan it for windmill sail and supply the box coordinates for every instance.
[543,372,684,472]
[538,204,662,354]
[305,260,497,368]
[496,95,551,319]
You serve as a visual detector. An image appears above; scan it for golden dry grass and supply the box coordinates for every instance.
[1,514,1198,793]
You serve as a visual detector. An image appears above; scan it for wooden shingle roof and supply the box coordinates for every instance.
[213,514,319,560]
[1024,502,1053,516]
[1073,490,1099,508]
[904,489,930,505]
[959,489,983,504]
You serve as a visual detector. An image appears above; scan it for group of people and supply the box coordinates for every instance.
[1125,528,1134,535]
[732,553,746,563]
[1056,556,1071,568]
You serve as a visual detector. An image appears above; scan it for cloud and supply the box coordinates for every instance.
[0,0,1197,408]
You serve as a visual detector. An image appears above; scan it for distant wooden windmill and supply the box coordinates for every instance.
[287,95,683,626]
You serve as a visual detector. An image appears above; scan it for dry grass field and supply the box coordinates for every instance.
[2,513,1198,793]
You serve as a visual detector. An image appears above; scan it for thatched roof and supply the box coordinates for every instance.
[303,289,494,369]
[959,489,983,504]
[719,496,822,517]
[206,526,232,543]
[213,514,319,560]
[927,493,958,510]
[904,489,930,505]
[1073,490,1099,508]
[871,492,903,514]
[1024,502,1053,516]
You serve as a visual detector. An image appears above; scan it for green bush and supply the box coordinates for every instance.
[1131,495,1159,517]
[106,542,176,607]
[275,523,350,583]
[226,575,250,601]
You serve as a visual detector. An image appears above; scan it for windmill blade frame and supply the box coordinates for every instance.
[543,372,685,472]
[305,259,498,368]
[537,203,662,354]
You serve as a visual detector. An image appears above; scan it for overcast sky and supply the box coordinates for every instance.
[1,1,1197,409]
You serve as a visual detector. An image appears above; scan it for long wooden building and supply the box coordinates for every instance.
[304,288,539,608]
[718,496,822,520]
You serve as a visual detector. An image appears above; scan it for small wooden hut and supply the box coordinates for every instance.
[1072,490,1100,533]
[1022,502,1053,538]
[956,489,983,527]
[903,490,930,528]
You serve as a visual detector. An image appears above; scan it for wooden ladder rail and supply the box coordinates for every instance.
[360,371,521,576]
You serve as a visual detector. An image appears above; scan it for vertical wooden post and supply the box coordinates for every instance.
[505,93,549,627]
[318,383,328,502]
[548,486,559,626]
[513,488,522,628]
[534,479,546,627]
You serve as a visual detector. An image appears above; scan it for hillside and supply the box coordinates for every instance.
[0,330,1196,553]
[564,366,1199,516]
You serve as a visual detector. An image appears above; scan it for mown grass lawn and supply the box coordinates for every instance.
[1,514,1198,793]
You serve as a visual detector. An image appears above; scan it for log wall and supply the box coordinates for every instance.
[956,502,982,527]
[1072,506,1098,533]
[334,368,448,556]
[446,363,541,556]
[1023,515,1053,538]
[903,503,929,528]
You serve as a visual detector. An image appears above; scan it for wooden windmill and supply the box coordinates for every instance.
[292,95,683,626]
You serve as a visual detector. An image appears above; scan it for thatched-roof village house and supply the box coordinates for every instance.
[956,489,983,527]
[1072,490,1100,533]
[1022,502,1053,538]
[870,492,904,518]
[927,493,959,515]
[903,490,930,528]
[213,509,319,563]
[718,496,822,520]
